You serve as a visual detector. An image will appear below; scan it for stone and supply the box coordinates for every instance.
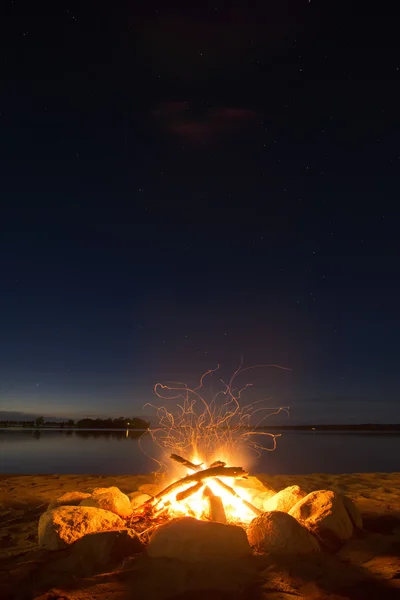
[262,485,306,513]
[252,491,277,511]
[38,506,124,550]
[47,491,92,511]
[235,475,271,495]
[138,483,160,496]
[69,528,144,573]
[235,476,275,510]
[80,488,132,518]
[86,485,122,496]
[128,491,152,510]
[247,510,320,555]
[341,494,363,529]
[147,516,252,562]
[289,489,353,544]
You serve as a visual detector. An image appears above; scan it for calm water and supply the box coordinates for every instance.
[0,429,399,475]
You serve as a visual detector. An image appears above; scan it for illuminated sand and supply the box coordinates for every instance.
[0,472,399,600]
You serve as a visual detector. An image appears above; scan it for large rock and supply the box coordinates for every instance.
[128,491,152,510]
[138,483,160,496]
[247,510,320,555]
[48,491,92,511]
[235,475,272,495]
[262,485,306,513]
[341,494,363,529]
[38,506,124,550]
[147,516,252,562]
[69,528,144,574]
[289,490,353,544]
[86,486,121,495]
[235,476,275,511]
[80,487,132,518]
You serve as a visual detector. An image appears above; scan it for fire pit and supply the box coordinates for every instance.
[129,453,263,540]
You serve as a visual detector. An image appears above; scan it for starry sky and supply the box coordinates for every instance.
[0,1,399,423]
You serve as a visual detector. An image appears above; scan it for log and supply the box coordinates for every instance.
[169,453,260,517]
[213,478,262,516]
[209,460,226,468]
[152,465,248,505]
[203,486,227,523]
[170,454,202,471]
[176,481,203,501]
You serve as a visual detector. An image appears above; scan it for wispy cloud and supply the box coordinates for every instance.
[152,101,260,145]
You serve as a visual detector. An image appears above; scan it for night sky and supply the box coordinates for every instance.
[1,1,399,424]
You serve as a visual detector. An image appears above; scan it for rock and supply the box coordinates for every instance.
[87,485,122,496]
[235,476,275,510]
[47,491,92,511]
[80,488,132,518]
[147,516,252,562]
[138,483,160,496]
[247,510,320,555]
[341,494,363,529]
[262,485,306,513]
[289,490,353,544]
[69,528,144,574]
[252,491,277,511]
[235,475,271,495]
[128,491,151,510]
[38,506,124,550]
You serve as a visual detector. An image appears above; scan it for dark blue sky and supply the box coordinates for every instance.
[0,1,399,423]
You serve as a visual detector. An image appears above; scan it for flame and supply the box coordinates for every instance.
[138,363,290,524]
[157,456,257,523]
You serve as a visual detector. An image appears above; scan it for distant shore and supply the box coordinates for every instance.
[1,423,400,432]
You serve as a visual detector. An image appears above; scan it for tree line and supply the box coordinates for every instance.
[0,416,150,429]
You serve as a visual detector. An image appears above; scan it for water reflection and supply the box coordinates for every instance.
[0,429,399,475]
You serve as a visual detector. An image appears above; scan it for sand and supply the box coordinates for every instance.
[0,472,399,600]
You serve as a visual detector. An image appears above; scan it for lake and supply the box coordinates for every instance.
[0,429,399,475]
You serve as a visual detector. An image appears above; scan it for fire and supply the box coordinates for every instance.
[135,363,290,528]
[158,458,256,523]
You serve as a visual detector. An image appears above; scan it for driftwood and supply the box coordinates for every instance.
[213,478,262,516]
[209,460,226,468]
[203,486,227,523]
[152,465,248,505]
[170,453,261,516]
[170,454,202,471]
[176,481,203,501]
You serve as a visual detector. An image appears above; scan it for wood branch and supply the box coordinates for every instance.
[213,478,262,516]
[170,454,202,471]
[203,486,226,523]
[209,460,226,468]
[152,465,248,504]
[176,481,203,501]
[167,453,260,516]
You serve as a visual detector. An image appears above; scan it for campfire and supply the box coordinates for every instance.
[129,364,290,538]
[130,453,261,536]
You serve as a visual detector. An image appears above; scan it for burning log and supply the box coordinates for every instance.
[176,481,204,502]
[203,486,227,523]
[170,454,203,471]
[170,453,261,517]
[209,460,226,468]
[152,465,249,506]
[214,478,262,516]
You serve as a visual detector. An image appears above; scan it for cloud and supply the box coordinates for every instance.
[152,102,260,145]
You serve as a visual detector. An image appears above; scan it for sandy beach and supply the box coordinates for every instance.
[0,472,399,600]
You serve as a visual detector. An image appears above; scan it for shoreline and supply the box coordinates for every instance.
[0,472,399,599]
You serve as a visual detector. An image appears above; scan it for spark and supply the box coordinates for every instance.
[140,363,290,473]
